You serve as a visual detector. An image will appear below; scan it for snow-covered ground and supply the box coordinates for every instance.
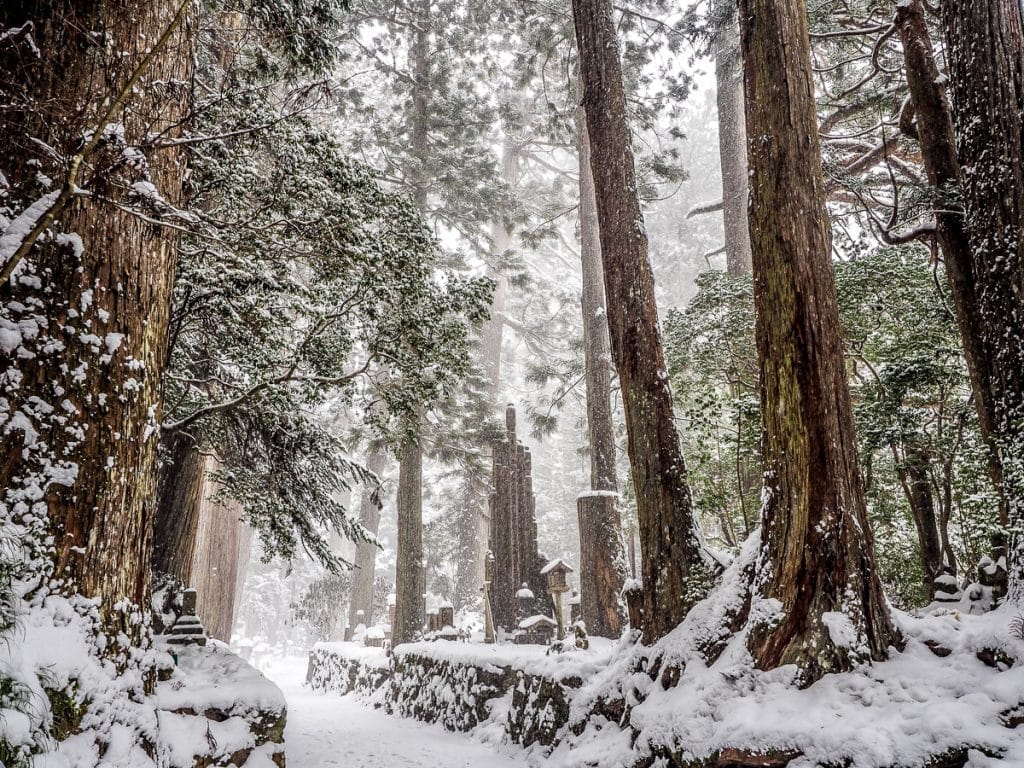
[263,656,523,768]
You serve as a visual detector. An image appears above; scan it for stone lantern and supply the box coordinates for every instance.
[568,589,582,625]
[516,582,534,622]
[166,588,207,648]
[541,558,574,640]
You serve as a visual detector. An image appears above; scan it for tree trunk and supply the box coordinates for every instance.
[576,102,620,493]
[897,446,945,598]
[895,0,1009,554]
[152,432,206,585]
[577,493,626,637]
[938,0,1024,602]
[575,102,626,638]
[738,0,899,683]
[392,438,424,645]
[571,0,716,643]
[454,136,520,609]
[191,460,243,642]
[346,449,387,635]
[0,0,190,627]
[712,1,753,275]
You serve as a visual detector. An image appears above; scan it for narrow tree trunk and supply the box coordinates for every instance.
[393,438,424,645]
[346,449,387,634]
[190,460,243,642]
[152,433,206,585]
[896,446,945,598]
[391,0,431,646]
[0,0,190,627]
[712,1,753,275]
[577,493,626,636]
[895,0,1009,545]
[572,0,716,643]
[939,0,1024,602]
[233,520,254,623]
[576,102,620,493]
[738,0,899,683]
[575,100,626,637]
[454,136,520,608]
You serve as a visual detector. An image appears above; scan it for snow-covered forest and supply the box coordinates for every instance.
[1,0,1024,765]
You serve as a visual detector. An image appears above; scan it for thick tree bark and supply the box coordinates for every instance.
[712,1,753,275]
[577,493,626,636]
[938,0,1024,601]
[738,0,899,682]
[152,433,206,584]
[572,0,716,643]
[392,438,424,645]
[346,449,387,634]
[191,460,243,642]
[0,0,190,626]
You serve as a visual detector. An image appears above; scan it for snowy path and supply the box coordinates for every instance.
[262,656,522,768]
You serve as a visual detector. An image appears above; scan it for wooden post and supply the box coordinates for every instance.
[577,492,626,637]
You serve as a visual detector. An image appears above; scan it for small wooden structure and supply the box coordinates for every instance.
[542,558,573,640]
[516,614,558,645]
[489,405,549,631]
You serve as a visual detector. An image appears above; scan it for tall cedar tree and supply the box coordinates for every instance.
[346,449,387,634]
[571,0,716,642]
[575,101,626,637]
[896,0,1024,598]
[940,0,1024,600]
[0,0,190,624]
[392,0,432,646]
[712,1,753,275]
[738,0,899,681]
[893,0,980,591]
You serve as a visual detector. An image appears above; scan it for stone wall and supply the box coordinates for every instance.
[306,642,589,750]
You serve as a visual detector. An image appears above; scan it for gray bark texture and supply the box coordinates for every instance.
[393,438,424,645]
[347,449,387,634]
[712,2,753,275]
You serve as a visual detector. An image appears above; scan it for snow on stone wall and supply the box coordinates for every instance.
[156,641,287,768]
[307,639,615,749]
[308,588,1024,767]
